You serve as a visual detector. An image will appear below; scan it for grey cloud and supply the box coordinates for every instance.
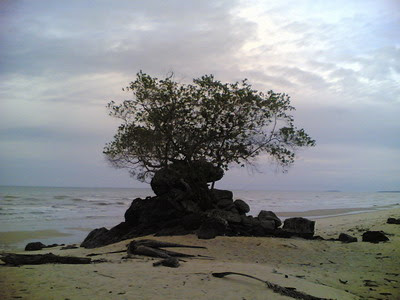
[0,0,399,190]
[0,0,254,80]
[0,126,106,143]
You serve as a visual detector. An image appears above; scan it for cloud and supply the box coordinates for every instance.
[0,0,255,79]
[0,0,399,190]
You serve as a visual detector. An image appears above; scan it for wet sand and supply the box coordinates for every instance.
[1,208,399,299]
[0,230,71,245]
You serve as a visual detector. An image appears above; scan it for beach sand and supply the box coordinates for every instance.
[1,208,399,299]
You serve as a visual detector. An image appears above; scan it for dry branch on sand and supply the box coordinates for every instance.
[0,253,92,266]
[212,272,331,300]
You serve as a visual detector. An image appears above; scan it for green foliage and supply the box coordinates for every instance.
[104,71,315,181]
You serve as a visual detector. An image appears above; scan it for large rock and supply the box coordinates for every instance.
[282,217,315,239]
[124,195,183,226]
[150,161,224,196]
[234,199,250,214]
[362,231,389,243]
[80,227,110,248]
[241,215,261,227]
[216,198,234,209]
[206,209,241,224]
[25,242,46,251]
[182,213,204,230]
[150,168,185,196]
[260,220,275,232]
[197,217,228,239]
[211,189,233,202]
[258,210,282,228]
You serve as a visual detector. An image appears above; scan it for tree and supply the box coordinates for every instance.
[104,71,315,185]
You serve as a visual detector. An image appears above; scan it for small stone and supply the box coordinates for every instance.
[387,218,400,224]
[338,233,357,243]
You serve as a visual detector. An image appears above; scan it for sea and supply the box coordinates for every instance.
[1,186,399,250]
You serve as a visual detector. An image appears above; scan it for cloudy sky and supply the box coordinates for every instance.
[1,0,399,191]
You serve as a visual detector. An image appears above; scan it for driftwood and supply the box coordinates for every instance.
[86,250,127,257]
[128,245,195,258]
[129,239,206,249]
[1,253,92,266]
[153,257,180,268]
[212,272,331,300]
[127,239,209,260]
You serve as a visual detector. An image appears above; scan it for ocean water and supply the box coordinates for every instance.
[1,186,399,249]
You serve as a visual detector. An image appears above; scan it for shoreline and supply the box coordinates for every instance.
[1,204,398,251]
[1,208,399,299]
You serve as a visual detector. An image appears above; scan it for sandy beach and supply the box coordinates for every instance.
[1,208,399,300]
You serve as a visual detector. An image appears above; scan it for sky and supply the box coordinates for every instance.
[0,0,399,191]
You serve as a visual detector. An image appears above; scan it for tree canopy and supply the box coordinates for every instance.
[104,71,315,182]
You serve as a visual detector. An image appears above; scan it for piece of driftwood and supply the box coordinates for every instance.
[153,257,180,268]
[126,239,212,265]
[130,239,206,249]
[128,245,195,258]
[1,253,92,266]
[86,250,127,257]
[212,272,331,300]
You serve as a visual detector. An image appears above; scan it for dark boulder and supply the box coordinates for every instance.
[124,197,147,226]
[234,199,250,214]
[387,218,400,224]
[150,168,185,196]
[124,195,184,226]
[150,161,224,196]
[197,217,228,239]
[258,210,282,228]
[259,220,275,232]
[182,213,204,230]
[362,231,389,243]
[25,242,46,251]
[81,222,132,248]
[216,198,234,209]
[229,207,240,215]
[211,189,233,202]
[241,215,260,227]
[80,227,110,248]
[192,160,224,183]
[338,233,357,243]
[207,209,241,224]
[282,217,315,239]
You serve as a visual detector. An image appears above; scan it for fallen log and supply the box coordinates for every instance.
[130,239,206,249]
[128,245,196,258]
[212,272,331,300]
[1,253,92,266]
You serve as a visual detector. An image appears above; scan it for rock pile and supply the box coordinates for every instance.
[81,162,316,248]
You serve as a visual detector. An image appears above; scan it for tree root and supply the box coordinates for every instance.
[212,272,332,300]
